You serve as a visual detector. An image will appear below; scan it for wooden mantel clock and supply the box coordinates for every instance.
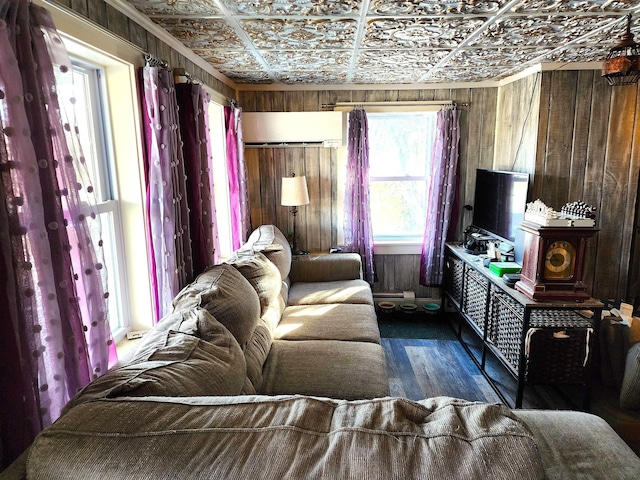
[515,221,598,302]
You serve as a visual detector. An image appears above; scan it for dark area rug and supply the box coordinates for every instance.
[377,311,457,340]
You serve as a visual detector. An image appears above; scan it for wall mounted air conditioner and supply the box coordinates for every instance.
[243,112,343,148]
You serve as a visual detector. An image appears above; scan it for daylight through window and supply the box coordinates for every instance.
[368,112,437,243]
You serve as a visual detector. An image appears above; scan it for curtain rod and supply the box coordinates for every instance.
[143,53,168,69]
[322,100,468,109]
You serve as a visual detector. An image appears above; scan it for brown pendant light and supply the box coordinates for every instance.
[602,14,640,86]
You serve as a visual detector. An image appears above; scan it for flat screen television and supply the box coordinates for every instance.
[471,169,529,261]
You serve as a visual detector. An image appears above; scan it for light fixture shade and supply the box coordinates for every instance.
[281,175,310,206]
[602,14,640,86]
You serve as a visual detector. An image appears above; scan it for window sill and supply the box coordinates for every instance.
[374,242,422,255]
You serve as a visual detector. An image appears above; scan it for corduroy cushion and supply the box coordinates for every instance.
[227,252,282,316]
[243,225,292,279]
[28,396,548,480]
[288,279,374,305]
[243,318,273,393]
[64,316,246,412]
[172,264,260,346]
[276,304,380,343]
[261,340,389,399]
[620,342,640,409]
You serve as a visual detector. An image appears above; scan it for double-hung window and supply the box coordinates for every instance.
[368,111,437,246]
[61,60,130,342]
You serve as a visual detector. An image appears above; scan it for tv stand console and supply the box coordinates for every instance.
[444,243,603,409]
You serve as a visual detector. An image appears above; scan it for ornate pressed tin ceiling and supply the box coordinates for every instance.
[126,0,640,85]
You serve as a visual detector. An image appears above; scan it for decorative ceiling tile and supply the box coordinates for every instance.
[351,69,429,83]
[241,18,357,49]
[221,0,360,16]
[192,50,264,71]
[277,71,349,83]
[363,17,487,49]
[126,0,631,85]
[510,0,640,14]
[451,47,553,66]
[225,71,275,84]
[152,18,244,49]
[368,0,505,16]
[357,49,451,69]
[547,45,611,62]
[262,50,352,70]
[129,0,220,16]
[471,14,619,47]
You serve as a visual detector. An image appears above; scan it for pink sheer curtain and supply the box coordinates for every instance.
[420,109,461,286]
[142,69,220,321]
[0,0,113,467]
[225,105,250,250]
[344,109,376,284]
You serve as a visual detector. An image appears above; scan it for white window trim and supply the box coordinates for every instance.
[337,106,440,255]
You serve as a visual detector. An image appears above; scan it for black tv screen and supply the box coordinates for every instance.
[472,169,529,245]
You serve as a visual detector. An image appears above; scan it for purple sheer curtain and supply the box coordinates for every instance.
[420,108,461,286]
[225,105,250,250]
[0,0,113,467]
[141,66,190,321]
[176,83,219,271]
[344,109,376,284]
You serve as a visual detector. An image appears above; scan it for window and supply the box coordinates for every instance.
[368,112,437,244]
[61,60,130,342]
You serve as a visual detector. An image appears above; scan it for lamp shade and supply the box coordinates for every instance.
[281,175,310,206]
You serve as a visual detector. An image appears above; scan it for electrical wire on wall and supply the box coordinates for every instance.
[510,72,541,172]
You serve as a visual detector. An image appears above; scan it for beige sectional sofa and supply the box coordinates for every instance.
[6,225,640,479]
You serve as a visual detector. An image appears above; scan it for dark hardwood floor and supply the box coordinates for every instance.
[379,310,580,410]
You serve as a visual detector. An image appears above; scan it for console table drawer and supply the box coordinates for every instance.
[490,292,525,371]
[462,267,489,333]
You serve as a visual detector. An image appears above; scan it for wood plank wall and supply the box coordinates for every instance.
[530,70,640,301]
[238,88,499,298]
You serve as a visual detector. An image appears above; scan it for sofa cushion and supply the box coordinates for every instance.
[27,396,547,480]
[64,321,246,411]
[288,279,374,306]
[243,225,292,279]
[227,252,282,316]
[242,318,273,393]
[276,304,380,343]
[261,340,389,399]
[620,342,640,409]
[172,264,260,346]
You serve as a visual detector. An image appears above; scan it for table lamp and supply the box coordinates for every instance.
[281,174,309,255]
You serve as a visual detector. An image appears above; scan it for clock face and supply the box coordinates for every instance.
[544,241,575,280]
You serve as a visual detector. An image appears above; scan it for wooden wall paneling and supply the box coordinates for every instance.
[273,148,287,236]
[53,0,72,8]
[87,0,108,29]
[289,147,306,248]
[105,3,129,40]
[128,20,148,53]
[541,71,579,205]
[319,148,333,251]
[245,148,262,228]
[70,0,87,17]
[398,90,421,102]
[286,90,305,112]
[567,71,595,201]
[627,87,640,303]
[532,73,552,201]
[303,90,320,112]
[304,148,321,251]
[579,75,611,294]
[239,91,257,111]
[593,86,638,298]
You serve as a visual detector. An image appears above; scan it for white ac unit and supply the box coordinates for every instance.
[242,112,343,148]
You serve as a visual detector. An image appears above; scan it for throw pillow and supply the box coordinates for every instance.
[620,342,640,409]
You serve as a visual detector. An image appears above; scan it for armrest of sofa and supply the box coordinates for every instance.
[289,253,362,283]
